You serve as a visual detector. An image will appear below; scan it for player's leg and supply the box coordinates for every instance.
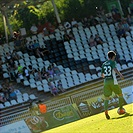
[103,83,112,119]
[104,97,109,112]
[104,96,110,119]
[118,93,124,109]
[113,85,126,114]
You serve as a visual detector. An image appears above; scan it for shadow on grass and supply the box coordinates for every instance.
[111,113,133,119]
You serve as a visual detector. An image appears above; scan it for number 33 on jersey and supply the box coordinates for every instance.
[101,60,116,78]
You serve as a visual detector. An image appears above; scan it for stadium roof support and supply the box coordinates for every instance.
[51,0,61,24]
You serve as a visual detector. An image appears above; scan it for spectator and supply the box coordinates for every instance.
[97,6,105,16]
[0,83,9,101]
[51,63,62,76]
[8,83,17,100]
[82,17,90,28]
[89,35,97,47]
[0,93,7,103]
[43,20,49,36]
[13,31,21,41]
[28,65,37,75]
[5,52,12,62]
[94,34,104,44]
[117,23,127,38]
[39,45,50,56]
[33,40,40,49]
[43,19,51,29]
[27,41,35,55]
[37,22,44,33]
[89,15,98,26]
[17,63,23,73]
[127,14,133,26]
[111,6,121,21]
[7,59,16,81]
[23,67,30,80]
[57,80,65,92]
[48,82,58,96]
[68,31,75,40]
[96,6,106,23]
[71,18,78,27]
[19,36,26,52]
[8,58,16,69]
[47,23,55,34]
[35,70,42,81]
[0,84,7,103]
[121,20,131,32]
[35,48,44,58]
[47,65,54,80]
[106,14,114,24]
[41,67,49,80]
[63,31,70,41]
[11,50,20,61]
[14,37,22,48]
[30,24,38,34]
[43,27,49,36]
[38,103,47,114]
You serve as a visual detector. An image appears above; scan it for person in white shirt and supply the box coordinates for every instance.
[71,18,78,27]
[23,67,30,80]
[30,24,38,34]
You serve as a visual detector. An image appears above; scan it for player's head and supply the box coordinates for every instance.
[107,51,116,60]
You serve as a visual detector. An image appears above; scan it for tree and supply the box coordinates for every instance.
[0,0,132,34]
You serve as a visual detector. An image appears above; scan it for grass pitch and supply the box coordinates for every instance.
[43,103,133,133]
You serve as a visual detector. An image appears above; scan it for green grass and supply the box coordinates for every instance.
[42,103,133,133]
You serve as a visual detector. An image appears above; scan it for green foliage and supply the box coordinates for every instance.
[0,0,132,35]
[0,13,5,34]
[39,1,55,23]
[120,0,131,16]
[9,15,23,31]
[60,0,82,21]
[16,6,39,30]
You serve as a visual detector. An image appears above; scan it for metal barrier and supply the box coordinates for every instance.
[44,97,72,112]
[0,109,31,127]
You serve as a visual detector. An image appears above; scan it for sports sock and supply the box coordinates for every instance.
[104,100,109,111]
[119,96,124,109]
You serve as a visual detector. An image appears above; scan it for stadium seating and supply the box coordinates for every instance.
[0,22,133,109]
[0,91,37,109]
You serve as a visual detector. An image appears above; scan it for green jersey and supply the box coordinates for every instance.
[101,60,118,84]
[18,65,23,73]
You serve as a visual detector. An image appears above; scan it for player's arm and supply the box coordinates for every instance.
[101,65,104,78]
[113,68,124,79]
[101,73,104,78]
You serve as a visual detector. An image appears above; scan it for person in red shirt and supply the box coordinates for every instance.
[47,23,55,34]
[37,22,44,33]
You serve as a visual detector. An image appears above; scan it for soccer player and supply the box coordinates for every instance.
[101,51,126,119]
